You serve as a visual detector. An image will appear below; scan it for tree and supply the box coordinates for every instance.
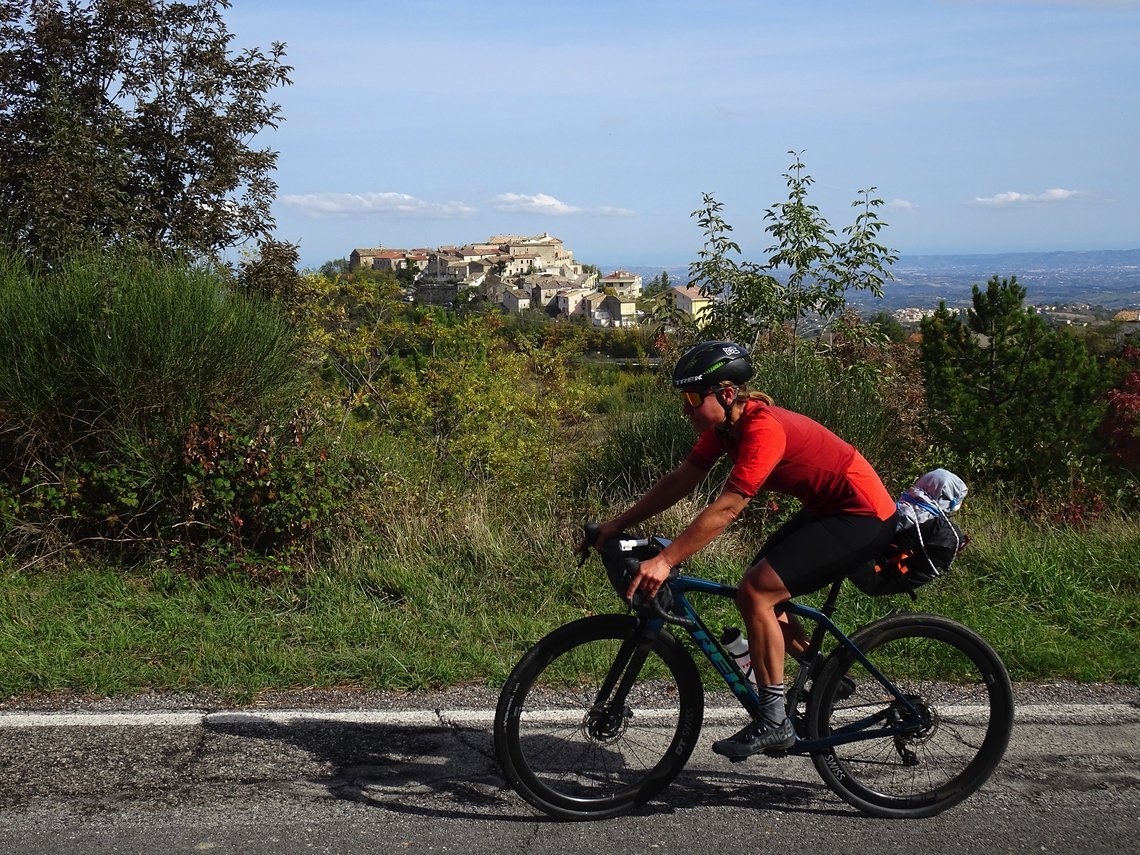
[318,258,352,280]
[869,310,907,343]
[236,237,321,326]
[688,151,897,356]
[395,260,418,290]
[0,0,293,264]
[919,275,1110,482]
[643,270,671,297]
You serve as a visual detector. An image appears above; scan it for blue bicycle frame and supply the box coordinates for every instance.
[645,572,930,756]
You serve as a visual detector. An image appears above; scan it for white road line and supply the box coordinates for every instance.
[0,703,1135,729]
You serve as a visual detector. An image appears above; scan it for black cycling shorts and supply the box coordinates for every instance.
[751,509,898,597]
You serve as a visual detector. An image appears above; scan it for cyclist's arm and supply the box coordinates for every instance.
[594,460,706,545]
[627,488,750,600]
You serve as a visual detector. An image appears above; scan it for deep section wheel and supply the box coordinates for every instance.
[808,613,1013,818]
[494,614,704,819]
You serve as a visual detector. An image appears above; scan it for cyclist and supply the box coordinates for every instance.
[588,340,898,758]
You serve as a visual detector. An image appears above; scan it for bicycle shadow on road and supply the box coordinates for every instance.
[202,712,850,822]
[648,764,853,819]
[203,711,519,821]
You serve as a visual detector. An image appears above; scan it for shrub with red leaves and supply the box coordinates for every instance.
[1101,345,1140,469]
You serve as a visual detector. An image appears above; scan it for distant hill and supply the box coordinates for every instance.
[603,250,1140,311]
[881,249,1140,311]
[897,248,1140,272]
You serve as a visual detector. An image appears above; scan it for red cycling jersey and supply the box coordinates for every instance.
[685,400,895,519]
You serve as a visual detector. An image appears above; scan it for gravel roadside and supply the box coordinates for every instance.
[2,680,1137,714]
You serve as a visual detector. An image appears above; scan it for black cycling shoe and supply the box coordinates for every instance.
[712,717,795,761]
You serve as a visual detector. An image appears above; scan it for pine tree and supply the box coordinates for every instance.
[920,275,1110,482]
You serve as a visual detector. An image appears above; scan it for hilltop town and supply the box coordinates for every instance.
[349,233,709,327]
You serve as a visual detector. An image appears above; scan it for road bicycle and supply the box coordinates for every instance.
[494,527,1014,820]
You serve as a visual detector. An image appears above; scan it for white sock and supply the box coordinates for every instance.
[758,684,786,728]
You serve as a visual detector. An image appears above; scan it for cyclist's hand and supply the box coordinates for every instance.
[627,553,671,602]
[579,520,619,555]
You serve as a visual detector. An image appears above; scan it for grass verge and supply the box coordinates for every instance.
[1,497,1136,700]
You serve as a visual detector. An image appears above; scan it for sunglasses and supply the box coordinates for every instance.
[680,388,719,408]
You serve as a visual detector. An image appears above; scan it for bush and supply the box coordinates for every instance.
[0,247,352,569]
[574,387,696,504]
[1101,345,1140,471]
[0,248,302,436]
[316,293,601,494]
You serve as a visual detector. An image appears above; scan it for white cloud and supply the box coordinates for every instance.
[491,193,635,217]
[592,206,637,217]
[492,193,582,215]
[281,192,477,219]
[970,188,1087,208]
[886,199,919,212]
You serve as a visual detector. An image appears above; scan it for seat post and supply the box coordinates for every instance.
[820,578,845,618]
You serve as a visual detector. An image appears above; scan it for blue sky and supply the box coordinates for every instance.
[227,0,1140,270]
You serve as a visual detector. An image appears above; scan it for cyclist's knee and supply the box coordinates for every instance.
[737,560,789,611]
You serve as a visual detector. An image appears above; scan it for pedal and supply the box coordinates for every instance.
[763,747,788,758]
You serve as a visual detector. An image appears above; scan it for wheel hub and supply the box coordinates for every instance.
[888,697,939,766]
[584,704,632,743]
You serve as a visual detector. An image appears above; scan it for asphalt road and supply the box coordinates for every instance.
[0,684,1137,854]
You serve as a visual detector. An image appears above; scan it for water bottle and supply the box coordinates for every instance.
[720,626,756,687]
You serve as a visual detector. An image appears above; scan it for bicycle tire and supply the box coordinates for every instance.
[808,613,1013,818]
[494,614,704,820]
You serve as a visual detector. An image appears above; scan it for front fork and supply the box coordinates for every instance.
[586,618,663,737]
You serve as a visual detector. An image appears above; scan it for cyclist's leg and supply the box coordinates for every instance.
[749,509,814,662]
[715,513,897,760]
[736,559,793,690]
[712,560,797,758]
[747,512,896,676]
[752,514,897,706]
[779,611,809,658]
[715,513,834,758]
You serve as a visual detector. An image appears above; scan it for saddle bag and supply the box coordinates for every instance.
[849,469,969,598]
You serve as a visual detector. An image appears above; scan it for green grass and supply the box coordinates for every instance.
[0,490,613,699]
[947,506,1139,681]
[1,496,1136,699]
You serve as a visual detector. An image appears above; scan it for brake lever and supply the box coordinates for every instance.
[579,522,600,568]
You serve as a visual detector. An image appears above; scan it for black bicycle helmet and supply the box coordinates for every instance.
[671,341,754,391]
